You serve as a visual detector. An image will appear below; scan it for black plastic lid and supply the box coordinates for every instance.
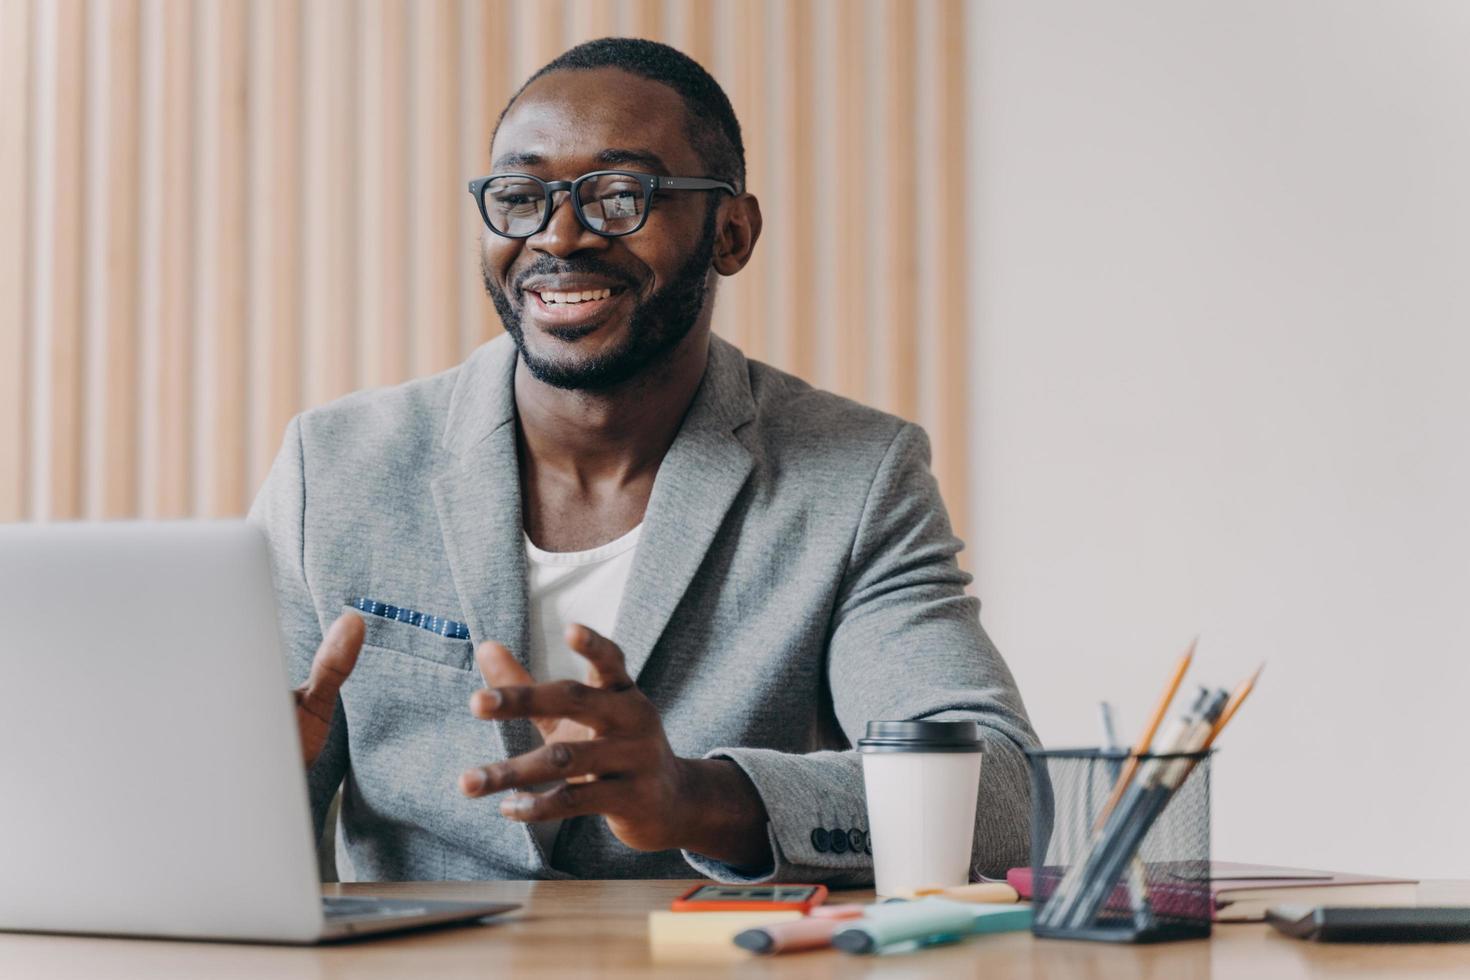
[856,720,984,753]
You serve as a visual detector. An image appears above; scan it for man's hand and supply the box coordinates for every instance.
[459,624,772,868]
[294,611,364,769]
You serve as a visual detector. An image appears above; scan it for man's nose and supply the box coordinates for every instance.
[528,189,610,258]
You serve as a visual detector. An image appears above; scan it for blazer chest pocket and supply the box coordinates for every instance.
[346,600,474,671]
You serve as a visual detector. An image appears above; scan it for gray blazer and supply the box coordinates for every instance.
[248,333,1040,884]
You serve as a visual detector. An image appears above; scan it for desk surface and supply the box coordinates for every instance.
[4,879,1470,979]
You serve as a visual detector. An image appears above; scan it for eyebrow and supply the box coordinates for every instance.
[489,147,670,174]
[595,148,668,172]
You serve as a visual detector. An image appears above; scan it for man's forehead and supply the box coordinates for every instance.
[492,68,699,173]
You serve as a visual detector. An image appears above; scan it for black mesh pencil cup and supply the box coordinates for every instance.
[1025,748,1213,943]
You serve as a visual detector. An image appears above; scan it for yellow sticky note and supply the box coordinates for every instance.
[647,910,803,946]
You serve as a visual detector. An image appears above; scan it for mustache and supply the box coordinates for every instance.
[511,256,640,295]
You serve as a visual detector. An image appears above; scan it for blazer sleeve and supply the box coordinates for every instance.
[246,414,349,847]
[683,422,1042,886]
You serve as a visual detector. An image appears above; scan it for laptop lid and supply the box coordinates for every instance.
[0,521,326,942]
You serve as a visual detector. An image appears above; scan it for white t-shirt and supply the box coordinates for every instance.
[522,523,642,860]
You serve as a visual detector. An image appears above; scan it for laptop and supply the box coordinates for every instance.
[0,520,518,943]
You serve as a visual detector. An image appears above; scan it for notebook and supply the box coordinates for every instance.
[1203,862,1419,922]
[1006,861,1419,922]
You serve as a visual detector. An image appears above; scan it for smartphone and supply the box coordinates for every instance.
[671,884,829,913]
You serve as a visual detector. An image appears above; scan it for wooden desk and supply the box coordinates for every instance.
[4,879,1470,979]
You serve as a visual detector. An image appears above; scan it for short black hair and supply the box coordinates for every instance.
[496,37,746,194]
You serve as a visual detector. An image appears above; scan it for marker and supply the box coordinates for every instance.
[733,916,844,954]
[888,882,1020,904]
[731,904,865,954]
[831,898,1033,954]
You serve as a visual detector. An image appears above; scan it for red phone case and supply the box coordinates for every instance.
[671,883,829,913]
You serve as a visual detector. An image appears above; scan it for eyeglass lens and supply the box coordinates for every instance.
[482,173,647,237]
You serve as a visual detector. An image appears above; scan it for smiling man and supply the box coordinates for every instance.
[250,38,1039,884]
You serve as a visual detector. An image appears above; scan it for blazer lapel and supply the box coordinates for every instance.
[429,333,757,712]
[614,337,756,683]
[430,336,539,765]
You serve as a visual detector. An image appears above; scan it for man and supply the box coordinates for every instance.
[250,37,1038,885]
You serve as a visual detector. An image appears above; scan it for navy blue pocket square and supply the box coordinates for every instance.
[348,597,470,640]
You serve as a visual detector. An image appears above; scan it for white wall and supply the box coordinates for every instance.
[967,0,1470,878]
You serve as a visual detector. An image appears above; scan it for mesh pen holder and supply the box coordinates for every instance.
[1025,748,1213,943]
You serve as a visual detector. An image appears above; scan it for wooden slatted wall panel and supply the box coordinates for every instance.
[0,0,33,521]
[196,0,251,517]
[137,0,194,518]
[3,0,973,549]
[250,0,305,485]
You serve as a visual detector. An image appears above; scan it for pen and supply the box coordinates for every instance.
[1099,701,1121,765]
[1101,699,1154,930]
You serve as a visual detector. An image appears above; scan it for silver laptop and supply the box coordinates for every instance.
[0,520,517,943]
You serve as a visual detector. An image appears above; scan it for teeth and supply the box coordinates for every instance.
[538,287,613,305]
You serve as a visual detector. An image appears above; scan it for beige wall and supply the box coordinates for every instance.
[1,0,972,548]
[969,0,1470,877]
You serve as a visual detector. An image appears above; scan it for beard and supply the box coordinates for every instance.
[482,206,719,392]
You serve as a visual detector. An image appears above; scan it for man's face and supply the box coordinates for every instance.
[481,68,722,391]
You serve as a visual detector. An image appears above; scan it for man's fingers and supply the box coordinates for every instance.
[458,738,626,797]
[565,624,633,689]
[298,612,364,720]
[475,641,532,688]
[469,679,618,728]
[494,778,625,823]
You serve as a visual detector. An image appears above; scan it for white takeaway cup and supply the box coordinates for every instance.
[859,720,985,897]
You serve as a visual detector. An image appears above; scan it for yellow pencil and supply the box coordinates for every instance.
[1095,638,1196,826]
[1202,662,1264,749]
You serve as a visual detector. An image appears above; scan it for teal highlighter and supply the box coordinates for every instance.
[831,898,1034,955]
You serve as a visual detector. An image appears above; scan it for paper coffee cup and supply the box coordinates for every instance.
[859,720,984,897]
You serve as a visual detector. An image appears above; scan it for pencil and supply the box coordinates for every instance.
[1095,638,1196,827]
[1202,662,1264,749]
[1160,665,1266,849]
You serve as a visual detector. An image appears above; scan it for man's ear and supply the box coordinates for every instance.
[712,193,763,277]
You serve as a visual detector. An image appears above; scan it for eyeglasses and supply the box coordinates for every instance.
[467,169,736,239]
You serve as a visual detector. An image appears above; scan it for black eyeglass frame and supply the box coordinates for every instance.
[467,169,736,239]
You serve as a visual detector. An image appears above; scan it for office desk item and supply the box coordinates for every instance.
[1028,745,1215,942]
[1010,861,1418,922]
[672,884,827,913]
[1209,662,1264,744]
[1030,652,1263,944]
[730,902,869,952]
[890,882,1021,903]
[1267,905,1470,943]
[733,917,844,954]
[830,899,1032,954]
[858,720,985,897]
[0,521,517,943]
[649,911,801,946]
[1036,684,1226,936]
[1209,862,1419,921]
[6,879,1470,977]
[1095,640,1196,826]
[1098,701,1121,757]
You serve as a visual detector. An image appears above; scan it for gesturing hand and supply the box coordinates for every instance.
[459,624,770,866]
[294,611,363,769]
